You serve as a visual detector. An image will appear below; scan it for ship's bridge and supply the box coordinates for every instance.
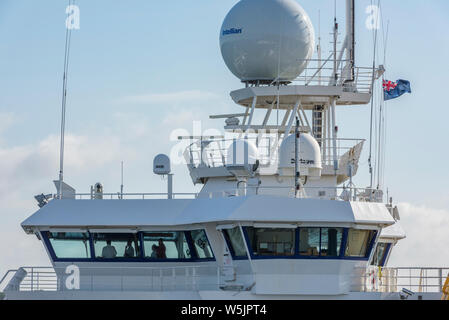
[17,195,397,296]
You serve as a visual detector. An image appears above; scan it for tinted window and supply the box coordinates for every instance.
[246,227,295,257]
[299,228,320,256]
[46,232,91,259]
[299,228,343,257]
[345,229,376,257]
[371,242,390,266]
[320,228,343,257]
[142,231,191,259]
[190,230,214,259]
[92,233,141,259]
[223,227,247,258]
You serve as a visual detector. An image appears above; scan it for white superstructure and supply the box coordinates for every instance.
[1,0,447,300]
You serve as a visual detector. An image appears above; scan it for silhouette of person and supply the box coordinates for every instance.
[156,238,166,259]
[102,240,117,258]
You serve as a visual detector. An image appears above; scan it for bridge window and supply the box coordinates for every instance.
[345,229,376,258]
[320,228,343,257]
[299,228,320,256]
[299,228,343,257]
[92,233,141,259]
[371,242,391,266]
[222,227,247,258]
[245,227,295,257]
[142,231,191,260]
[45,232,91,259]
[190,230,214,259]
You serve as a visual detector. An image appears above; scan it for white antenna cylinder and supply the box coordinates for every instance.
[294,117,301,198]
[345,0,355,81]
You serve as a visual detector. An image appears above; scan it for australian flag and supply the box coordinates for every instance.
[383,79,411,101]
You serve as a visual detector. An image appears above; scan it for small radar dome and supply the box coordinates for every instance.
[153,154,171,175]
[226,140,259,166]
[279,133,322,177]
[220,0,315,83]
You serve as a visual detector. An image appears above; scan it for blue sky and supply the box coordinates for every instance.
[0,0,448,277]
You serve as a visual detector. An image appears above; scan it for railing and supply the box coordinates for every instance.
[0,269,18,293]
[317,138,365,166]
[48,185,384,202]
[1,266,226,293]
[3,266,447,296]
[184,136,272,169]
[71,192,198,200]
[293,65,376,94]
[198,186,383,202]
[356,267,449,294]
[184,136,365,170]
[54,185,383,202]
[246,57,377,94]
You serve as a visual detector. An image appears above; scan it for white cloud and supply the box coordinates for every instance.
[0,112,16,142]
[0,112,15,130]
[0,134,125,194]
[0,131,138,278]
[388,202,449,267]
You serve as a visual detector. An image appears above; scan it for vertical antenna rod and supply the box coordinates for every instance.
[317,10,322,85]
[368,0,380,188]
[332,17,338,85]
[295,117,301,198]
[58,0,74,199]
[120,161,124,199]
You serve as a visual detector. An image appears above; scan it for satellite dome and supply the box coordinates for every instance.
[279,133,322,177]
[220,0,315,83]
[226,139,259,166]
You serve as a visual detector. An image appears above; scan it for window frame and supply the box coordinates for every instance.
[187,229,216,262]
[91,232,143,262]
[370,242,392,267]
[231,227,378,261]
[222,227,249,260]
[42,231,94,262]
[344,229,378,260]
[141,231,193,262]
[244,227,298,260]
[42,229,216,263]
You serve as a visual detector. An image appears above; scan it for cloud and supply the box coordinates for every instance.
[388,202,449,267]
[0,130,140,277]
[119,90,221,105]
[0,134,123,190]
[0,111,16,134]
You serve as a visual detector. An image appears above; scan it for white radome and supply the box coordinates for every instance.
[226,139,259,166]
[279,133,322,177]
[220,0,315,82]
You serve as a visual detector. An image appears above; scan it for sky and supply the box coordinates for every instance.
[0,0,448,280]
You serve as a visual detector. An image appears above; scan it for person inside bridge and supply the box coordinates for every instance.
[124,240,135,258]
[102,240,117,259]
[156,238,166,259]
[150,244,158,259]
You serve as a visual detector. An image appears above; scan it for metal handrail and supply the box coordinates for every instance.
[47,185,383,202]
[5,265,449,295]
[0,269,18,292]
[356,267,449,293]
[3,265,227,293]
[184,136,365,169]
